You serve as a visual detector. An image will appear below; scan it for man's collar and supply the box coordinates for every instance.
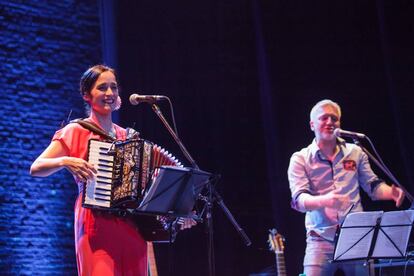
[310,137,347,158]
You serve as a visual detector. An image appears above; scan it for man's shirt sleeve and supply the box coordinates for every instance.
[288,151,312,212]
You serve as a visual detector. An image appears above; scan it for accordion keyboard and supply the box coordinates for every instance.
[84,140,115,208]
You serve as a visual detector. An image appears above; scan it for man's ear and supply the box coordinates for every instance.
[309,121,314,131]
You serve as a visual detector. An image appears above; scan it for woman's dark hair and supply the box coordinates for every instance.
[79,64,116,96]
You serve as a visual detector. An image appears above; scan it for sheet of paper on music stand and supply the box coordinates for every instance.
[334,211,383,261]
[137,166,211,217]
[371,210,414,258]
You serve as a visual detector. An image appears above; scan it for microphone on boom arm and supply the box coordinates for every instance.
[129,93,166,105]
[333,128,366,139]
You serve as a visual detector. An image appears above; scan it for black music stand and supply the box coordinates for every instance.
[135,166,211,219]
[333,210,414,262]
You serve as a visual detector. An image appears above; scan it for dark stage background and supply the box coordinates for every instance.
[2,0,414,275]
[114,1,414,275]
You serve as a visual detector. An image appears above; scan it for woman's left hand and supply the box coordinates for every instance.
[178,211,198,230]
[179,218,197,230]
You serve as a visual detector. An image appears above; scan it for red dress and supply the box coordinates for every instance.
[53,120,148,276]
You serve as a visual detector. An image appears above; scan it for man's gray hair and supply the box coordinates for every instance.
[310,99,341,121]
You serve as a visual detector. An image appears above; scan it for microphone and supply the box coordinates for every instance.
[333,128,366,139]
[129,93,165,105]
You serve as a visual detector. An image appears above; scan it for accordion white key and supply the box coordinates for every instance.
[83,138,182,210]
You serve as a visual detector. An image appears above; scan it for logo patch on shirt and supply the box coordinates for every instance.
[343,160,356,171]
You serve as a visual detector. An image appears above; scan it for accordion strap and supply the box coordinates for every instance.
[70,118,116,142]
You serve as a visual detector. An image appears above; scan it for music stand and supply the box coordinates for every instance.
[333,210,414,262]
[135,165,211,218]
[372,210,414,258]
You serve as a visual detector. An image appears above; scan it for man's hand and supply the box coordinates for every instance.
[391,185,405,207]
[320,188,350,210]
[373,183,405,207]
[298,188,351,211]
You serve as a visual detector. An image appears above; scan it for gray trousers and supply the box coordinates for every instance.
[303,235,370,276]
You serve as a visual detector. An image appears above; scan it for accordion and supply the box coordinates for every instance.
[83,138,182,210]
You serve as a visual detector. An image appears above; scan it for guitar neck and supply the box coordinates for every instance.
[275,252,286,276]
[147,242,158,276]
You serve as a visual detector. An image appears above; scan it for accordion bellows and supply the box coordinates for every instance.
[83,139,182,209]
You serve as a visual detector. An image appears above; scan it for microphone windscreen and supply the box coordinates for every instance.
[129,94,139,105]
[333,128,342,137]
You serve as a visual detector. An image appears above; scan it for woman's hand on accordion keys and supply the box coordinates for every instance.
[63,157,97,182]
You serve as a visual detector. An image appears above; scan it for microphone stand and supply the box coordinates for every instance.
[151,104,199,169]
[352,138,414,204]
[150,103,251,276]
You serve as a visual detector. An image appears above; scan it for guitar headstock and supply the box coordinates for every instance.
[268,228,285,254]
